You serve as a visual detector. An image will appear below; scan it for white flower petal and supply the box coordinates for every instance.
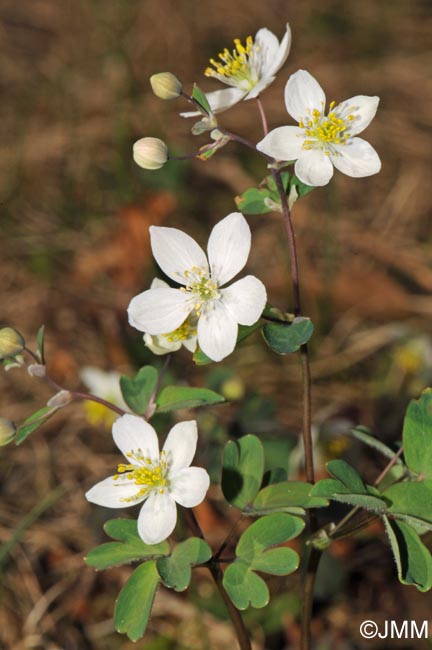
[137,491,177,544]
[150,225,208,284]
[221,276,267,325]
[144,332,182,355]
[170,467,210,507]
[285,70,326,122]
[180,87,246,117]
[335,95,379,136]
[253,28,281,76]
[128,287,193,335]
[207,213,251,286]
[266,23,292,77]
[85,475,144,508]
[331,137,381,178]
[183,335,198,352]
[113,414,160,461]
[246,76,276,100]
[163,420,198,473]
[150,277,169,289]
[256,126,305,161]
[294,149,334,187]
[197,301,238,362]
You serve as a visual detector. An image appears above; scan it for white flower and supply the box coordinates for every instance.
[181,24,291,117]
[133,137,168,170]
[127,213,267,362]
[80,367,128,427]
[143,278,198,356]
[256,69,381,187]
[85,414,210,544]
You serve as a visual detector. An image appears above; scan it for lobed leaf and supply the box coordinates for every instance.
[222,434,264,510]
[249,481,329,515]
[114,561,160,641]
[120,366,158,415]
[156,537,212,591]
[155,386,225,412]
[402,388,432,479]
[383,517,432,592]
[262,318,313,355]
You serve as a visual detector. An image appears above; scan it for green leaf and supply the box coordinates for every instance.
[235,187,274,215]
[403,388,432,478]
[384,480,432,524]
[326,459,369,494]
[36,325,45,364]
[383,517,432,592]
[223,561,269,609]
[15,406,56,445]
[236,514,304,562]
[311,479,387,511]
[248,481,329,515]
[155,386,224,412]
[120,366,158,415]
[85,519,169,570]
[114,561,160,641]
[289,174,315,200]
[192,83,211,115]
[262,318,314,355]
[193,322,262,365]
[222,434,264,509]
[223,514,303,610]
[350,426,404,464]
[157,537,212,591]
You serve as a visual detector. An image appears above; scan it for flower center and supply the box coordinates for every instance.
[164,318,197,343]
[114,449,169,502]
[205,36,257,88]
[181,267,220,316]
[299,101,355,152]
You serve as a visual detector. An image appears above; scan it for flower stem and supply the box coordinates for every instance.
[185,509,251,650]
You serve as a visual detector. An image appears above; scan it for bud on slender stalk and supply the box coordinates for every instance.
[0,327,25,359]
[150,72,183,100]
[0,418,16,446]
[133,137,168,170]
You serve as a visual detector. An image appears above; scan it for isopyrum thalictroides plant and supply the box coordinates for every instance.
[2,22,432,650]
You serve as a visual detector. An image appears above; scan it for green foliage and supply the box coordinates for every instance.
[157,537,212,591]
[383,517,432,592]
[262,318,314,355]
[222,434,264,510]
[402,388,432,479]
[85,519,169,570]
[223,514,304,609]
[15,406,56,445]
[36,325,45,364]
[120,365,158,415]
[191,83,211,115]
[247,481,329,516]
[155,386,225,412]
[235,173,314,216]
[193,322,262,365]
[384,481,432,526]
[350,426,404,465]
[114,560,160,641]
[311,460,388,511]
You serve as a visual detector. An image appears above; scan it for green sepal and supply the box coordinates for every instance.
[193,322,262,365]
[156,537,212,591]
[402,388,432,478]
[114,560,160,641]
[155,386,225,412]
[383,516,432,592]
[85,519,169,570]
[120,366,158,415]
[262,318,314,355]
[36,325,45,364]
[222,434,264,510]
[15,406,56,445]
[192,83,211,115]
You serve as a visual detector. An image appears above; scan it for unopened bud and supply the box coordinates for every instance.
[150,72,183,100]
[0,327,25,359]
[0,418,16,446]
[28,363,46,378]
[133,137,168,170]
[47,390,72,408]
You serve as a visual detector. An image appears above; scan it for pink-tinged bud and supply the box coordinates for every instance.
[133,137,168,170]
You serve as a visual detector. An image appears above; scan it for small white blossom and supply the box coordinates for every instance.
[80,367,128,427]
[85,414,210,544]
[181,24,291,117]
[257,69,381,187]
[143,279,198,355]
[127,213,267,362]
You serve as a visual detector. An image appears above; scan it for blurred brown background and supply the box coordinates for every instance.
[1,1,431,649]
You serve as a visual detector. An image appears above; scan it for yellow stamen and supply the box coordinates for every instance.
[204,35,256,87]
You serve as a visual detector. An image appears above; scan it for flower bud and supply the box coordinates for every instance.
[0,418,16,446]
[28,363,46,378]
[133,137,168,170]
[150,72,183,100]
[47,390,72,408]
[0,327,25,359]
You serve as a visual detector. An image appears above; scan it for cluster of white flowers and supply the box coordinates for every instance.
[86,24,381,546]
